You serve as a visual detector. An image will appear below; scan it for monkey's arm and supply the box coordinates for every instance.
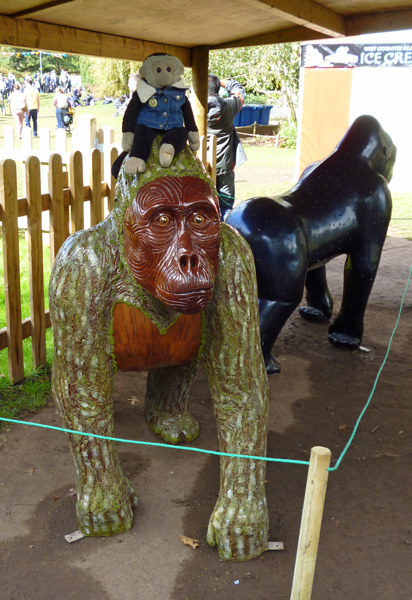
[121,91,142,151]
[182,97,200,151]
[201,224,269,561]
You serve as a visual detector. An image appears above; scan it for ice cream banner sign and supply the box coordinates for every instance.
[301,43,412,68]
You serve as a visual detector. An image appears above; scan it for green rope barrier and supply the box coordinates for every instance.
[1,264,410,472]
[328,262,412,471]
[0,415,309,466]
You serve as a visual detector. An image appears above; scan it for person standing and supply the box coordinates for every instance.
[53,87,69,129]
[8,82,26,138]
[23,77,40,137]
[207,74,247,220]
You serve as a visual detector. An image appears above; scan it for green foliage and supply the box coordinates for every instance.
[0,364,51,428]
[90,57,141,97]
[209,44,300,121]
[244,92,269,105]
[278,121,297,148]
[0,46,83,79]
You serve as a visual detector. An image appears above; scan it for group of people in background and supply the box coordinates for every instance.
[2,69,78,137]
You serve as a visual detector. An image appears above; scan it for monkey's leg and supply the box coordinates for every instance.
[299,265,333,322]
[145,359,199,444]
[202,227,269,561]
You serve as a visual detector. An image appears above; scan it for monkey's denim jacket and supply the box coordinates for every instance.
[137,86,187,130]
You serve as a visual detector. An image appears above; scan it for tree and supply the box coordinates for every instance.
[208,43,300,122]
[0,46,83,79]
[90,58,141,97]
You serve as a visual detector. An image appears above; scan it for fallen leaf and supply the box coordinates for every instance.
[338,424,347,431]
[26,468,35,476]
[51,494,61,501]
[65,488,77,497]
[128,396,139,406]
[179,535,199,549]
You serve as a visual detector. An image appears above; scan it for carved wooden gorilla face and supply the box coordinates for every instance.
[123,175,221,314]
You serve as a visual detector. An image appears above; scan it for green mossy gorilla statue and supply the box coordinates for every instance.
[49,138,269,562]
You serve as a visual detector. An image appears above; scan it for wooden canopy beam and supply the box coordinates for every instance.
[190,46,209,137]
[0,14,191,65]
[252,0,346,37]
[11,0,77,19]
[212,25,334,50]
[346,9,412,36]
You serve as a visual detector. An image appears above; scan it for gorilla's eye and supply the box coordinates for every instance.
[192,214,205,226]
[157,214,171,226]
[166,67,172,72]
[156,67,162,73]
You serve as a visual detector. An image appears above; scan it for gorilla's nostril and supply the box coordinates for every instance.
[180,257,187,268]
[190,257,197,268]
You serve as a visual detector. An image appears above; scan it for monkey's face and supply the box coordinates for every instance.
[123,176,221,314]
[141,55,184,88]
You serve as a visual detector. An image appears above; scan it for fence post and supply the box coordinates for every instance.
[4,125,15,149]
[198,135,207,170]
[291,446,332,600]
[25,156,46,367]
[0,159,24,382]
[70,150,84,233]
[48,153,66,266]
[89,148,103,226]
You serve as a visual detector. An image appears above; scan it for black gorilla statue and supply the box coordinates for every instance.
[226,115,397,374]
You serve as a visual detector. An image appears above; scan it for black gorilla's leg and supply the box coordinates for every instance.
[259,297,301,374]
[299,266,333,323]
[328,250,380,349]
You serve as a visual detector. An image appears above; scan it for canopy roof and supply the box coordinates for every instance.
[0,0,411,66]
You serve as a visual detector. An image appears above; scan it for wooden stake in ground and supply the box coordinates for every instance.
[291,446,332,600]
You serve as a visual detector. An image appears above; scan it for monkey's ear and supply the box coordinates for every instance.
[139,64,146,79]
[176,61,184,80]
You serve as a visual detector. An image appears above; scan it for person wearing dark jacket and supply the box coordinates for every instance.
[207,74,247,220]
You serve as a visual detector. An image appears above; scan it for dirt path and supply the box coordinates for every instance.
[1,235,412,600]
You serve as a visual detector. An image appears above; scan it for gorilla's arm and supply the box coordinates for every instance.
[201,224,269,561]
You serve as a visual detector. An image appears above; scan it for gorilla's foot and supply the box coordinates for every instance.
[207,490,269,561]
[329,331,361,349]
[124,157,146,175]
[299,305,329,323]
[77,475,138,537]
[265,354,281,375]
[146,410,200,444]
[159,143,175,168]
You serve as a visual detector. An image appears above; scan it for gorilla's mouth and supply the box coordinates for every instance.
[156,286,214,314]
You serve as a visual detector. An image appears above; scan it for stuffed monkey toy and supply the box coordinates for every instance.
[120,53,200,175]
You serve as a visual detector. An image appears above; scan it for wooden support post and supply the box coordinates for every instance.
[190,45,209,137]
[197,135,207,170]
[291,446,332,600]
[0,159,24,382]
[25,155,46,368]
[207,134,217,185]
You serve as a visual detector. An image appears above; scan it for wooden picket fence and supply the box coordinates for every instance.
[0,133,216,383]
[0,146,118,383]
